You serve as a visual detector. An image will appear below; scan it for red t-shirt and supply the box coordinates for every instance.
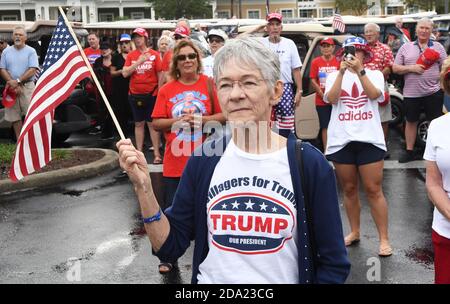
[309,56,340,106]
[124,49,162,95]
[152,74,221,177]
[162,49,173,72]
[84,47,101,66]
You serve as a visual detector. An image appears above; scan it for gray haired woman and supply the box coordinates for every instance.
[116,37,350,284]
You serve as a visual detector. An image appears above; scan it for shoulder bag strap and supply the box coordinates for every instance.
[206,76,215,114]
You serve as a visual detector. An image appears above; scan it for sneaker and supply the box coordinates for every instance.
[398,150,415,163]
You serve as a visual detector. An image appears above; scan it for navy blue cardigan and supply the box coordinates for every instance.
[154,134,351,284]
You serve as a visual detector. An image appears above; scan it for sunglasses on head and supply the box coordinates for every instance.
[177,53,197,61]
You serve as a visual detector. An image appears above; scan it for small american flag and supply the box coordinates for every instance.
[332,13,346,33]
[9,14,90,181]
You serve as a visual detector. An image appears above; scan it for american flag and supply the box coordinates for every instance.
[9,15,90,181]
[332,13,346,33]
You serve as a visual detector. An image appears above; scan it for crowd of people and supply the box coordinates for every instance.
[1,13,449,284]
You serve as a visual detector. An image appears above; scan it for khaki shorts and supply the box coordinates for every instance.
[379,82,392,123]
[5,82,35,122]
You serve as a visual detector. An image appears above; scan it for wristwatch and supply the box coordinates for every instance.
[16,78,22,85]
[359,69,366,77]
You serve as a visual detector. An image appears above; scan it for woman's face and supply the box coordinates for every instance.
[159,41,169,53]
[176,46,199,77]
[120,41,131,53]
[355,49,365,62]
[216,60,282,124]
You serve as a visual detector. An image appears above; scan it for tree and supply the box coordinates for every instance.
[335,0,372,16]
[146,0,212,20]
[403,0,447,13]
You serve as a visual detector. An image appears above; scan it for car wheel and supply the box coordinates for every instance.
[389,97,403,126]
[416,117,429,147]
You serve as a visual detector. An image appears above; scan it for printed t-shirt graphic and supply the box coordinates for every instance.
[84,48,101,66]
[197,140,299,284]
[324,69,386,155]
[124,49,162,95]
[310,56,340,106]
[152,74,221,177]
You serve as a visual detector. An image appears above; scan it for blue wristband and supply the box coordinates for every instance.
[142,209,162,224]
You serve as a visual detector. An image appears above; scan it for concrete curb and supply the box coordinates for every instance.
[0,148,119,193]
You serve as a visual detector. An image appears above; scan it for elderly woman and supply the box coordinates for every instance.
[117,37,350,283]
[157,35,174,60]
[424,57,450,284]
[324,36,392,257]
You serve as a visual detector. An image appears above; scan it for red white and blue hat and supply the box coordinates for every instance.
[336,36,373,63]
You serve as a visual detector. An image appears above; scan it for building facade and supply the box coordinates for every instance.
[214,0,428,19]
[0,0,153,23]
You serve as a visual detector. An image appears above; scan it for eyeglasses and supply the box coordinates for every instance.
[209,38,224,44]
[217,78,266,94]
[176,53,197,61]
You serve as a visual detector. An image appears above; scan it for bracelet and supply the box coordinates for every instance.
[142,209,162,224]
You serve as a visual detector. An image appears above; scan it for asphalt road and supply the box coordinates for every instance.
[0,127,435,284]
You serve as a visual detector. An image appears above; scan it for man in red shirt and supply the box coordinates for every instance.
[83,32,101,66]
[364,23,394,159]
[310,37,340,151]
[122,28,163,163]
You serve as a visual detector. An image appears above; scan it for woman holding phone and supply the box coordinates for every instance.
[323,36,392,257]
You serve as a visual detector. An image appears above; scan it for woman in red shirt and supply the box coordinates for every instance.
[152,40,224,273]
[122,28,163,163]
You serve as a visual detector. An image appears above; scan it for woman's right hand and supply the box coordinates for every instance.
[116,139,150,188]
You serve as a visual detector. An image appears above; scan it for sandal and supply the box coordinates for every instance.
[344,233,360,247]
[379,244,393,257]
[153,156,163,164]
[158,262,174,274]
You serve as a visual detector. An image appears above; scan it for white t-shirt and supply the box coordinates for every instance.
[261,37,302,84]
[202,55,214,78]
[323,69,386,155]
[197,140,299,284]
[423,113,450,238]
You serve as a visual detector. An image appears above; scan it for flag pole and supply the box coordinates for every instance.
[57,6,125,140]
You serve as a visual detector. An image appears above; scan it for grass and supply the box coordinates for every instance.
[0,143,73,165]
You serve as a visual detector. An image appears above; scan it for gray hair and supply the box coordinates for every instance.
[13,25,26,36]
[364,23,380,33]
[213,37,280,89]
[157,35,174,50]
[417,17,433,29]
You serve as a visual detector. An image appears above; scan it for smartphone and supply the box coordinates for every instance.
[344,46,356,60]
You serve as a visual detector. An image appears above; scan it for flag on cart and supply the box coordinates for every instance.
[332,12,346,33]
[9,14,90,181]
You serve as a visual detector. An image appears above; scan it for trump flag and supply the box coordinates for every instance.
[9,15,90,181]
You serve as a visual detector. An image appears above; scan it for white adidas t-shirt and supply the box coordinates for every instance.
[261,37,302,84]
[423,113,450,238]
[197,140,299,284]
[323,69,386,155]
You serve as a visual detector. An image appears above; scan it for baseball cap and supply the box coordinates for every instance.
[207,29,228,42]
[266,12,282,22]
[2,85,16,108]
[174,25,190,38]
[320,37,335,45]
[132,28,149,39]
[119,33,131,42]
[99,41,111,50]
